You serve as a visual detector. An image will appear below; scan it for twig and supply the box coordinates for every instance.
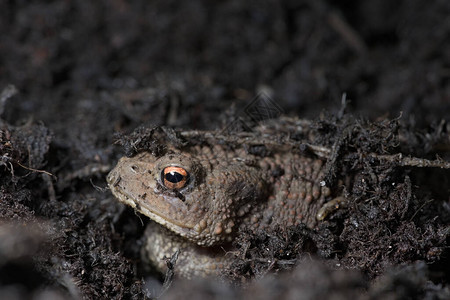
[327,10,368,54]
[14,160,55,177]
[372,153,450,169]
[158,250,180,298]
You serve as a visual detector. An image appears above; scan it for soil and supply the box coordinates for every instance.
[0,0,449,299]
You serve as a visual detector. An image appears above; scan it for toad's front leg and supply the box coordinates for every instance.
[142,222,235,279]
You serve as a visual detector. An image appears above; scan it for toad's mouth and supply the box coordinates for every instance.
[109,184,196,231]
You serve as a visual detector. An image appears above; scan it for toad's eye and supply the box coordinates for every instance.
[161,166,189,189]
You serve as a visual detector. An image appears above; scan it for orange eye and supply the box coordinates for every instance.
[161,166,189,189]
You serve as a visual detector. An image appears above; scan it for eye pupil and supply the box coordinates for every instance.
[165,171,184,183]
[161,166,189,189]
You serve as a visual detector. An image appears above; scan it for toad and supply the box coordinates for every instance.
[107,118,450,278]
[107,123,336,278]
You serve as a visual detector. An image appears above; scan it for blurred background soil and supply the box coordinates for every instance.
[0,0,449,299]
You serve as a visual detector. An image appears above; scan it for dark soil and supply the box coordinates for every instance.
[0,1,449,299]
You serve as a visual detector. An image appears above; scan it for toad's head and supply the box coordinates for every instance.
[107,150,267,246]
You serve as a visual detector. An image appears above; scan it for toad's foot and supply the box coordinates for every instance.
[316,196,347,221]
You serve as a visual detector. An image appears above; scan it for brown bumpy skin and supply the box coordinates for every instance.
[107,141,331,278]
